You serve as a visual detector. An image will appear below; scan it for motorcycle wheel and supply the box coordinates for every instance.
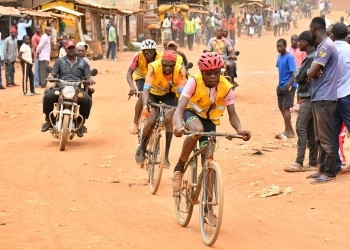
[60,114,69,151]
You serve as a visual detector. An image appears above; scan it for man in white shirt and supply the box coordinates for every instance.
[321,14,331,28]
[194,14,202,44]
[245,11,251,36]
[162,14,171,42]
[36,27,52,88]
[319,0,325,16]
[17,17,32,52]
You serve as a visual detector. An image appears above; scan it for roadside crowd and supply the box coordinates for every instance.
[275,14,350,184]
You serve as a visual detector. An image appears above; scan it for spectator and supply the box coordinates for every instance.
[321,14,331,28]
[162,14,172,41]
[194,14,202,45]
[18,35,39,96]
[205,12,215,44]
[245,11,251,36]
[275,38,297,140]
[83,29,92,41]
[0,54,3,89]
[171,14,178,41]
[237,10,243,38]
[340,16,348,26]
[3,27,18,87]
[177,16,185,47]
[284,31,318,172]
[229,13,236,42]
[184,14,196,51]
[287,34,306,68]
[225,3,232,17]
[273,10,280,37]
[17,17,32,52]
[31,25,42,87]
[106,21,117,61]
[319,0,325,16]
[306,17,339,184]
[36,27,52,88]
[11,20,17,31]
[278,7,285,36]
[329,22,350,174]
[256,12,264,38]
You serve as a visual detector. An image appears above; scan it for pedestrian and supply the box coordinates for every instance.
[36,27,52,88]
[284,31,318,172]
[278,7,285,36]
[177,16,185,47]
[329,22,350,174]
[11,20,17,32]
[16,17,32,52]
[3,27,18,87]
[306,17,339,184]
[0,54,4,89]
[205,12,215,45]
[18,35,39,96]
[287,34,306,68]
[31,25,41,87]
[283,7,290,34]
[171,14,178,41]
[194,14,202,44]
[185,14,196,51]
[256,11,263,38]
[106,21,117,61]
[319,0,325,16]
[273,10,280,37]
[229,13,236,42]
[162,14,172,42]
[237,10,243,38]
[275,38,297,140]
[245,11,251,36]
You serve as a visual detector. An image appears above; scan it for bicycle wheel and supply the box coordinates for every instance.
[149,130,165,194]
[138,117,146,168]
[174,157,196,227]
[199,161,224,246]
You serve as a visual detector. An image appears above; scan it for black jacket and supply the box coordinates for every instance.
[294,50,315,98]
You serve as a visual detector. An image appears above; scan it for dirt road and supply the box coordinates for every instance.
[1,12,350,249]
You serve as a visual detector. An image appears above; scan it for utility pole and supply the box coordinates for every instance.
[209,0,214,12]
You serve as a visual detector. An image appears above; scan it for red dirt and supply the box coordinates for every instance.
[1,11,350,249]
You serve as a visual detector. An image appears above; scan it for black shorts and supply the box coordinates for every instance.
[136,79,145,91]
[277,86,296,109]
[149,92,177,107]
[183,109,216,147]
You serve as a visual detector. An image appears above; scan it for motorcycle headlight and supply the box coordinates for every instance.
[61,86,76,99]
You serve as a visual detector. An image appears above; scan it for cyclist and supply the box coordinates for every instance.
[134,50,187,167]
[127,39,162,135]
[172,52,251,192]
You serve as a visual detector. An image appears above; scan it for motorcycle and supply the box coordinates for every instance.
[185,62,193,79]
[221,51,240,90]
[44,65,98,151]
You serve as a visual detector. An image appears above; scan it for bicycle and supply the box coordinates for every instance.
[173,130,243,246]
[143,100,176,195]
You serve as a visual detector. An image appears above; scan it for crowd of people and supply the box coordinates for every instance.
[275,15,350,184]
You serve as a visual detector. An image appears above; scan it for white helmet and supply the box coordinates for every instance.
[141,39,157,50]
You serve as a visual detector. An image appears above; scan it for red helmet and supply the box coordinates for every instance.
[198,52,223,71]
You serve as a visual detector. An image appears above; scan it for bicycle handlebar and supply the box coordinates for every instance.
[147,100,177,110]
[184,130,243,139]
[128,91,143,100]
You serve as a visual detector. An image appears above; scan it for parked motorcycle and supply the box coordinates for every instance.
[45,65,98,151]
[221,51,240,89]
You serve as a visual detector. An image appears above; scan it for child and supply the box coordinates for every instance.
[18,35,40,96]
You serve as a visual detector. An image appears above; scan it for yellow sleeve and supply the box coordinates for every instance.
[177,66,187,93]
[144,64,155,90]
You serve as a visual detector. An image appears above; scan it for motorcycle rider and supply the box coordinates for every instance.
[206,26,238,85]
[134,50,187,167]
[41,39,94,136]
[164,40,188,67]
[127,39,162,135]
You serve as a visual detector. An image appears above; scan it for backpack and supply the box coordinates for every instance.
[278,10,283,19]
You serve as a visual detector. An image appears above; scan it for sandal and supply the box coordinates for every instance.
[304,164,319,172]
[306,172,322,179]
[284,162,304,172]
[275,133,288,140]
[311,175,336,185]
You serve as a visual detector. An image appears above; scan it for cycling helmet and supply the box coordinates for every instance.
[198,52,224,71]
[141,39,157,50]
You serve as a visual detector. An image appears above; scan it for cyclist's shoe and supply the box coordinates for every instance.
[204,210,218,227]
[129,123,138,135]
[134,147,145,165]
[164,157,171,169]
[171,171,183,192]
[41,121,52,132]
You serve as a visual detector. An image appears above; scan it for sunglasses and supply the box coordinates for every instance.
[143,51,155,56]
[162,63,176,68]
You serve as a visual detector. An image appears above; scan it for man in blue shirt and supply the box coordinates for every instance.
[329,22,350,175]
[307,17,339,184]
[256,12,264,38]
[276,38,297,140]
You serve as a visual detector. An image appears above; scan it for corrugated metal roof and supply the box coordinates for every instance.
[40,6,84,16]
[0,6,22,16]
[18,8,53,18]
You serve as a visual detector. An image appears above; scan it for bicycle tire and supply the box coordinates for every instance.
[149,130,165,194]
[138,117,146,168]
[199,161,224,246]
[174,157,196,227]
